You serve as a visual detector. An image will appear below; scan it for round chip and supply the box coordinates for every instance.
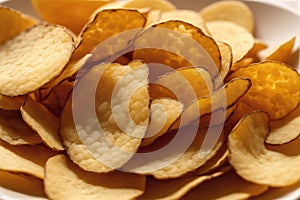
[228,61,300,120]
[206,20,254,63]
[0,24,74,96]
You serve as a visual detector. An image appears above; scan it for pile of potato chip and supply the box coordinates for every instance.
[0,0,300,199]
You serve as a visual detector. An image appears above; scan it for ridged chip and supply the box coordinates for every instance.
[44,154,146,200]
[0,24,74,96]
[20,96,63,151]
[228,111,300,187]
[228,61,300,120]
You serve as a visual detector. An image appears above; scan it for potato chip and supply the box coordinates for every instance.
[0,24,74,96]
[0,94,26,110]
[0,6,37,45]
[0,109,42,145]
[0,170,46,197]
[0,140,56,179]
[265,37,296,63]
[172,78,251,129]
[20,96,63,151]
[228,111,300,186]
[45,154,146,200]
[141,98,183,147]
[182,170,268,200]
[150,67,214,104]
[133,20,221,77]
[123,0,176,12]
[231,57,254,71]
[71,9,146,60]
[60,61,149,173]
[228,61,300,120]
[245,39,268,62]
[199,0,254,33]
[31,0,112,34]
[206,20,254,63]
[137,169,227,200]
[215,41,232,88]
[266,105,300,145]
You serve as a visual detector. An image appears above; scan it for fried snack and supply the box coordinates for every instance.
[44,154,146,200]
[0,94,26,110]
[0,24,74,96]
[265,37,296,63]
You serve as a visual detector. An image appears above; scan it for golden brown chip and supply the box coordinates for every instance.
[0,109,42,145]
[60,61,150,173]
[71,9,146,60]
[133,20,221,77]
[0,6,37,44]
[0,140,56,179]
[206,20,254,63]
[0,24,74,96]
[20,96,63,151]
[182,170,268,200]
[231,57,254,71]
[44,154,146,200]
[0,94,26,110]
[123,0,176,11]
[31,0,111,34]
[266,106,300,145]
[199,0,254,33]
[0,170,46,197]
[141,98,183,147]
[265,37,296,63]
[228,61,300,120]
[245,39,268,62]
[150,67,214,104]
[137,169,227,200]
[228,111,300,187]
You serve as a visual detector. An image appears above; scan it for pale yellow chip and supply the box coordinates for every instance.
[71,9,146,60]
[0,6,37,44]
[215,41,232,88]
[182,170,268,200]
[228,61,300,120]
[123,0,176,12]
[137,169,227,200]
[199,0,254,33]
[0,109,42,145]
[0,24,74,96]
[141,98,183,147]
[31,0,112,34]
[0,140,56,179]
[206,20,254,63]
[60,61,150,173]
[0,170,46,197]
[265,37,296,63]
[0,94,26,111]
[44,154,146,200]
[266,106,300,145]
[229,111,300,187]
[150,67,214,105]
[20,96,63,151]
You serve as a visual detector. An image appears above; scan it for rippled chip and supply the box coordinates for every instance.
[200,0,254,33]
[45,155,146,200]
[71,9,146,60]
[265,37,296,63]
[267,106,300,145]
[133,20,221,77]
[0,6,37,44]
[229,111,300,187]
[0,170,46,197]
[0,109,41,145]
[141,98,183,147]
[182,170,268,200]
[228,61,300,120]
[150,67,214,104]
[138,169,226,200]
[60,61,149,173]
[0,24,74,96]
[0,140,56,179]
[206,20,254,63]
[31,0,111,34]
[20,96,63,151]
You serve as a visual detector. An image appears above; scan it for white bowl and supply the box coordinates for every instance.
[0,0,300,199]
